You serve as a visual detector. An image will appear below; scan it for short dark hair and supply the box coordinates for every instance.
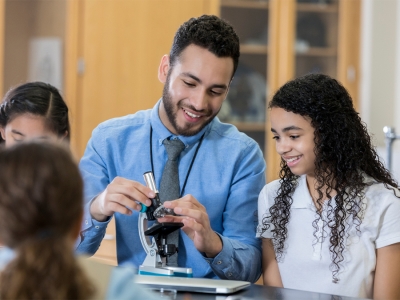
[169,15,240,77]
[0,82,70,143]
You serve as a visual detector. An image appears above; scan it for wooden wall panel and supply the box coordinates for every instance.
[3,0,32,92]
[3,0,66,95]
[337,0,361,111]
[71,0,214,157]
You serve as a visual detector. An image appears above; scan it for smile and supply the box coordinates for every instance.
[283,155,302,167]
[183,108,201,118]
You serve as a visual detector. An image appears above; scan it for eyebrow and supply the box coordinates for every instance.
[11,129,24,136]
[271,126,303,133]
[181,72,228,90]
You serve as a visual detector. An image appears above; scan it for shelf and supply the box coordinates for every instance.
[241,44,268,54]
[296,3,338,13]
[221,0,268,9]
[231,122,266,132]
[296,47,337,56]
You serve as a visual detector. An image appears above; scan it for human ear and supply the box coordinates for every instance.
[61,131,68,140]
[0,127,5,140]
[158,55,170,84]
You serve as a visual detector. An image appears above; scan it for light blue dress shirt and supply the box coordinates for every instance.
[76,100,266,282]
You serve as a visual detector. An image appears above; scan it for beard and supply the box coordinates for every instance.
[162,73,219,137]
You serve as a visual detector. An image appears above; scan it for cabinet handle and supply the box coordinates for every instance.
[103,234,115,240]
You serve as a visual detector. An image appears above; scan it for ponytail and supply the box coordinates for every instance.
[0,237,95,299]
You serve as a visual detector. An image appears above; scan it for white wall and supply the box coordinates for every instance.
[360,0,400,181]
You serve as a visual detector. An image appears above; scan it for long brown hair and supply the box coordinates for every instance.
[0,141,95,299]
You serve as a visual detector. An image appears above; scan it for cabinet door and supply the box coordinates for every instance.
[219,0,269,154]
[66,0,218,157]
[218,0,360,182]
[295,1,339,78]
[266,0,361,181]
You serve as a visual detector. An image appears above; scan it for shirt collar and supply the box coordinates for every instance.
[150,99,210,148]
[292,175,314,209]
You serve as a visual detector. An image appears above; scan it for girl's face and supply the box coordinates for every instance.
[0,113,59,147]
[270,107,316,178]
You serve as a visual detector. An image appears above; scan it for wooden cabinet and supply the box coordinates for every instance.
[218,1,269,154]
[218,0,360,181]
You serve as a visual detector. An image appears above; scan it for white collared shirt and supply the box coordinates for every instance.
[257,175,400,298]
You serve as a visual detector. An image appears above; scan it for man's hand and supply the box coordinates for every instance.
[160,194,223,258]
[90,176,154,222]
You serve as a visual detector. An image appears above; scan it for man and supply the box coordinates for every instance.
[77,15,266,282]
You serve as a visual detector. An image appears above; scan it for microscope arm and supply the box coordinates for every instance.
[138,212,162,268]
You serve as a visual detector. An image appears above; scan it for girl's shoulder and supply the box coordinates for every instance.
[361,181,400,249]
[266,178,281,191]
[265,175,304,193]
[262,175,305,201]
[363,178,400,204]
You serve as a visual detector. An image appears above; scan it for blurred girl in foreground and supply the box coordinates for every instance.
[0,141,157,299]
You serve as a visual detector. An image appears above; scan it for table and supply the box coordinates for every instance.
[175,284,368,300]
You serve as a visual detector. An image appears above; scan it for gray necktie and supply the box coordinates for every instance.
[159,138,185,266]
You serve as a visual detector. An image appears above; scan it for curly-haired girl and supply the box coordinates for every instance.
[258,73,400,299]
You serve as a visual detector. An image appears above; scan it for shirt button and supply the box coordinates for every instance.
[228,273,232,277]
[95,226,99,229]
[217,261,222,265]
[85,220,88,225]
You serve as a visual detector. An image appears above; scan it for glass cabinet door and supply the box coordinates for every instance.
[295,0,339,78]
[219,0,269,153]
[218,0,360,181]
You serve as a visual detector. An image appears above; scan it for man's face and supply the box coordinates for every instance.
[159,44,234,136]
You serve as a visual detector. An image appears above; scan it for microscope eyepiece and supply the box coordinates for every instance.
[143,171,174,219]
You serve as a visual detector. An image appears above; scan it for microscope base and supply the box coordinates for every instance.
[139,265,193,277]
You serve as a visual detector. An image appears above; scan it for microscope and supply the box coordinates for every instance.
[138,171,193,277]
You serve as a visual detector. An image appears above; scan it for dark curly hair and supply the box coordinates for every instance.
[0,81,70,143]
[262,73,399,282]
[169,14,240,77]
